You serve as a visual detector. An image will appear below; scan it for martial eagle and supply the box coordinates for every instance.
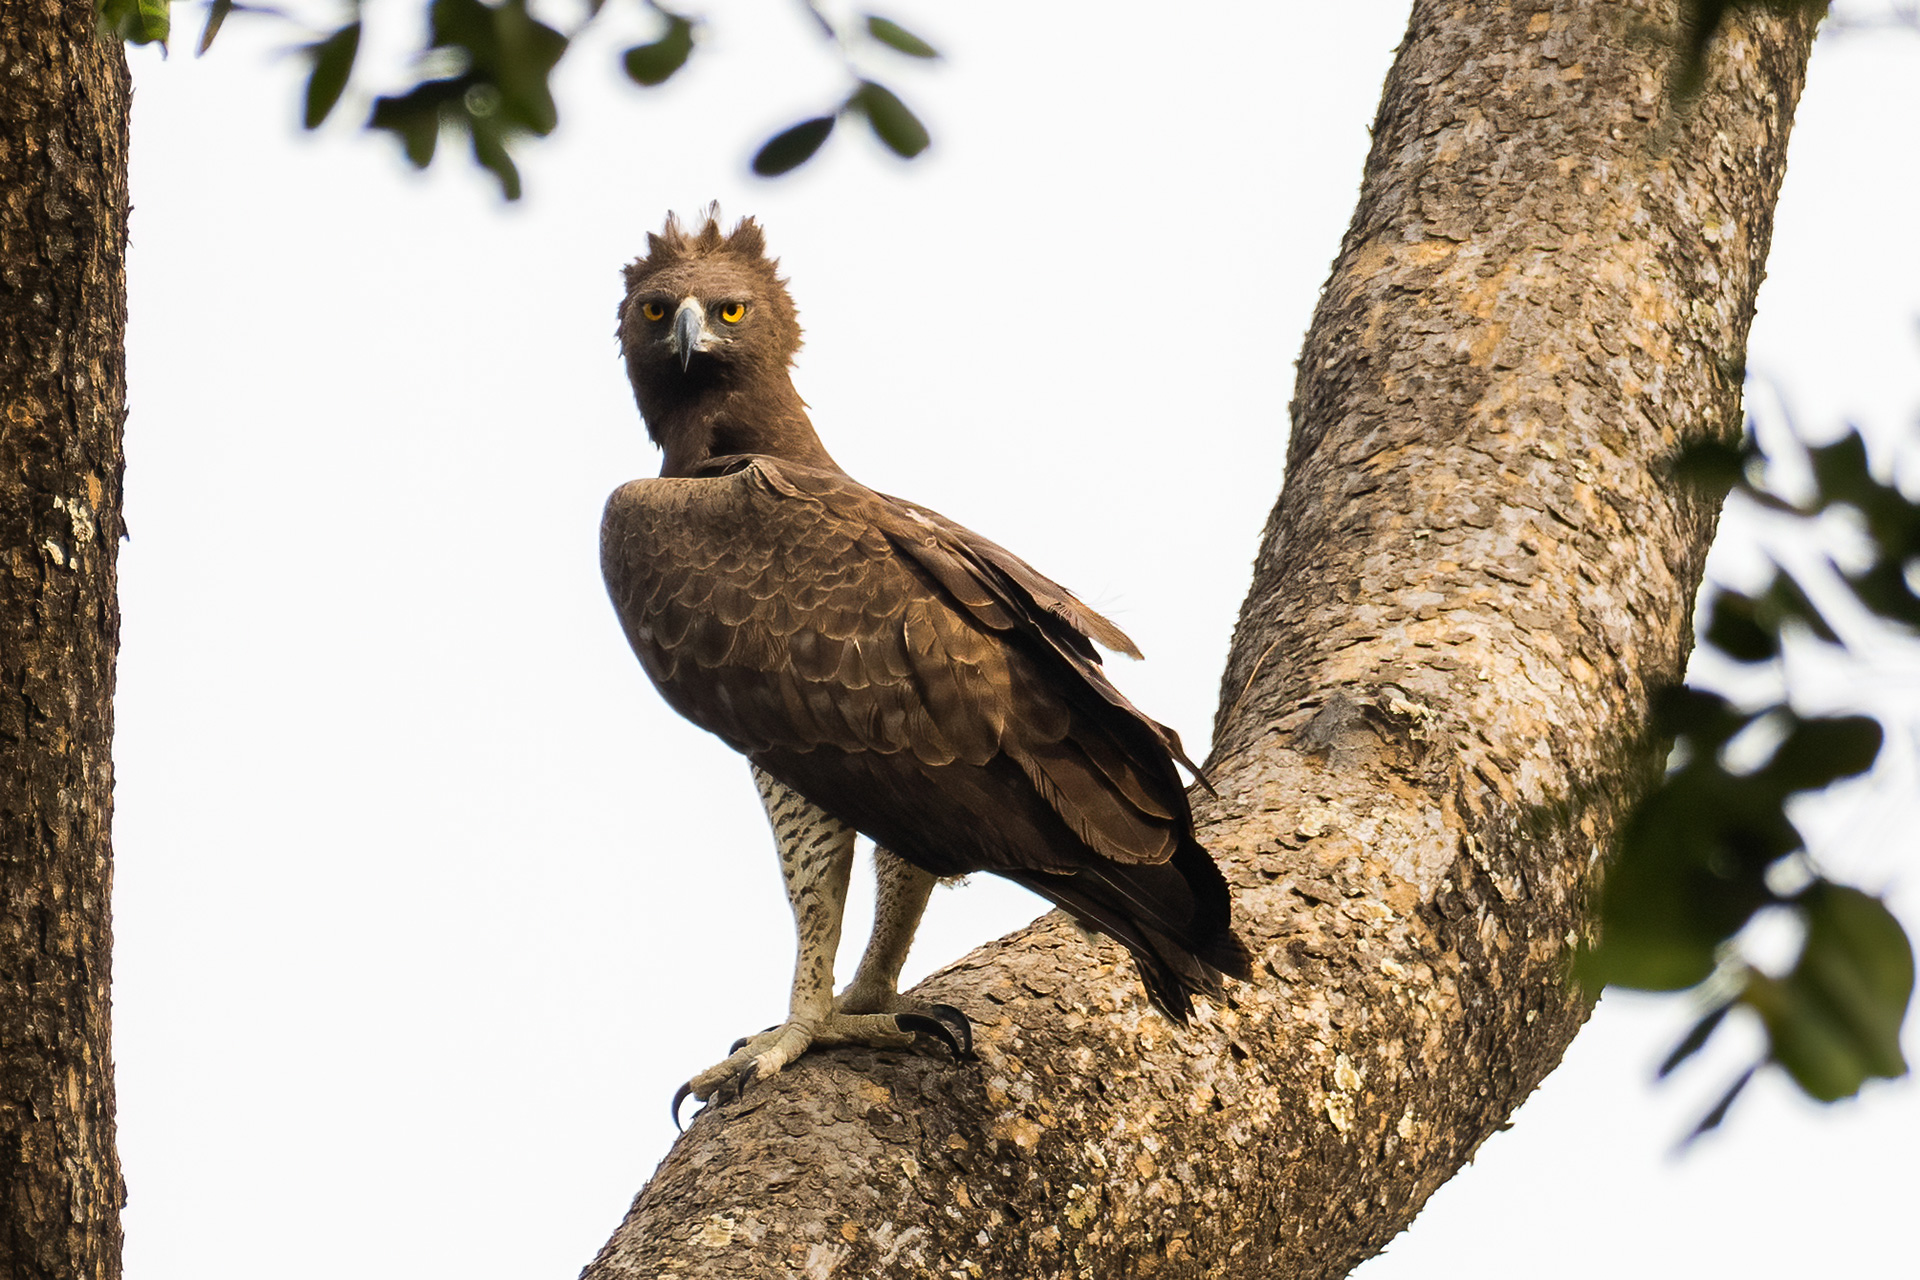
[600,212,1251,1116]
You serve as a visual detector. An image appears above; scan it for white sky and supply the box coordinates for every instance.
[111,2,1917,1276]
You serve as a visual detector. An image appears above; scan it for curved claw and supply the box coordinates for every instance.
[897,1010,968,1060]
[927,1003,976,1059]
[673,1056,768,1131]
[712,1061,759,1106]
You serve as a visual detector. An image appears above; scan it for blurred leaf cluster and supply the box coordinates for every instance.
[98,0,940,197]
[1585,421,1918,1135]
[361,0,567,199]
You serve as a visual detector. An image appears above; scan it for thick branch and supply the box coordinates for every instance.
[584,3,1817,1276]
[0,4,131,1280]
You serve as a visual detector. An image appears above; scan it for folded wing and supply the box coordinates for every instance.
[601,457,1251,1015]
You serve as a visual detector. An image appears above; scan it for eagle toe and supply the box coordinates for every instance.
[675,1006,973,1126]
[895,1005,974,1060]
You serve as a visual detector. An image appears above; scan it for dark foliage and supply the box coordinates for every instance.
[108,0,942,195]
[1585,410,1918,1131]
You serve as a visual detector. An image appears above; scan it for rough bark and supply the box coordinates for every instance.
[0,4,131,1280]
[584,2,1818,1277]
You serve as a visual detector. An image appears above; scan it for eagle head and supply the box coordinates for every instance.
[619,207,802,391]
[616,209,836,478]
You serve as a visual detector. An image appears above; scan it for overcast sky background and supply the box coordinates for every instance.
[111,2,1918,1276]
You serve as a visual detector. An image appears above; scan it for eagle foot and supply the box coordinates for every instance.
[670,1006,973,1129]
[832,987,975,1060]
[894,1002,974,1060]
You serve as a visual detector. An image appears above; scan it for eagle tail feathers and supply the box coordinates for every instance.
[1009,836,1251,1022]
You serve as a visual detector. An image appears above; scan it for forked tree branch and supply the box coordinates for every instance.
[582,3,1820,1275]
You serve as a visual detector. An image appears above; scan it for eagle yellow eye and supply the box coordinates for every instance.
[719,302,746,324]
[640,301,666,322]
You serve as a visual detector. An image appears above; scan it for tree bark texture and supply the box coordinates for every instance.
[585,3,1818,1276]
[0,4,130,1279]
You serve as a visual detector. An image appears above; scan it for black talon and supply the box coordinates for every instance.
[898,1011,967,1059]
[713,1061,758,1106]
[927,1003,976,1059]
[671,1082,696,1132]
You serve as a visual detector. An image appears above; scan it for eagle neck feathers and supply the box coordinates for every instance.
[618,209,842,480]
[648,381,838,480]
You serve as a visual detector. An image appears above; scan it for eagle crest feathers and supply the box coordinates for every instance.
[620,206,800,367]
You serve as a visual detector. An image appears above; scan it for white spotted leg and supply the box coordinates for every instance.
[833,850,971,1057]
[672,768,970,1127]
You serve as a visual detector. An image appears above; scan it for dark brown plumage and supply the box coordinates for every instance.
[602,211,1250,1040]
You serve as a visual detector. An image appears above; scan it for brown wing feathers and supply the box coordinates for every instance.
[603,457,1251,1017]
[885,498,1142,659]
[881,496,1213,792]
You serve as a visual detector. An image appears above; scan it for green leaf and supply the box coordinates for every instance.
[1704,591,1777,664]
[1763,571,1841,645]
[1586,786,1777,992]
[98,0,171,45]
[369,81,462,169]
[1760,714,1881,793]
[419,0,567,134]
[623,15,694,86]
[1659,1001,1734,1078]
[1670,437,1745,497]
[865,14,939,58]
[197,0,232,55]
[1807,429,1875,511]
[1745,884,1914,1101]
[1650,684,1750,748]
[1848,559,1920,631]
[303,22,361,129]
[1799,428,1920,630]
[851,80,929,158]
[1701,570,1845,666]
[751,116,836,177]
[476,0,568,134]
[1585,691,1804,993]
[468,118,523,201]
[1684,1065,1756,1143]
[1800,886,1915,1080]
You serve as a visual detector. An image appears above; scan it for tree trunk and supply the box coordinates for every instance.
[583,2,1817,1276]
[0,3,130,1279]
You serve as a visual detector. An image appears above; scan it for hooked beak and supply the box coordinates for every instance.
[670,298,708,372]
